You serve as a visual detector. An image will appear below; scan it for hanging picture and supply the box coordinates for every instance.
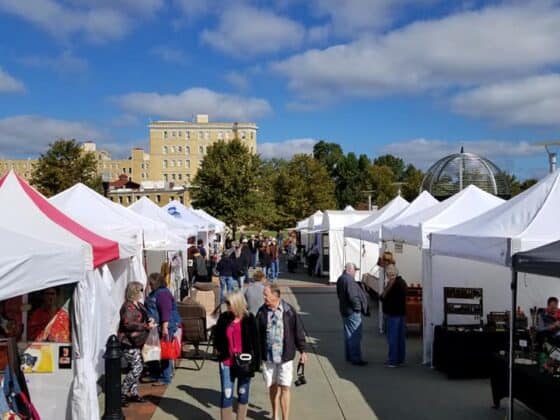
[21,343,55,373]
[58,345,72,369]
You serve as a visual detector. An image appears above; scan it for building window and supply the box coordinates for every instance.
[186,160,190,168]
[178,174,182,180]
[156,195,161,203]
[179,196,184,204]
[164,131,168,139]
[122,168,126,173]
[177,146,182,152]
[128,168,132,174]
[172,131,176,137]
[141,163,145,169]
[163,146,167,154]
[172,173,176,180]
[170,146,175,153]
[141,173,146,179]
[178,131,182,137]
[118,196,123,204]
[169,196,174,202]
[187,174,191,181]
[199,146,203,154]
[163,160,168,168]
[185,146,190,155]
[186,131,190,139]
[164,174,168,181]
[177,160,182,167]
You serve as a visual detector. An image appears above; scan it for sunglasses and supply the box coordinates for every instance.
[225,300,231,305]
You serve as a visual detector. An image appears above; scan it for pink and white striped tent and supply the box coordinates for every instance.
[0,171,131,420]
[0,170,122,270]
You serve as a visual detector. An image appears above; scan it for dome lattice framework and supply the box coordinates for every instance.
[421,148,511,200]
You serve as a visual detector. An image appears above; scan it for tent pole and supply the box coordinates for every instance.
[379,241,386,335]
[508,269,517,420]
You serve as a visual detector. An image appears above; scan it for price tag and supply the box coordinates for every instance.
[519,339,528,348]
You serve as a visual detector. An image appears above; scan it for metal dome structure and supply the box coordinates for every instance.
[421,147,511,200]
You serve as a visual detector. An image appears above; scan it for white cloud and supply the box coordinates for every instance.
[272,2,560,101]
[150,46,189,64]
[0,67,25,93]
[224,71,249,91]
[0,0,163,43]
[201,5,305,56]
[258,138,317,159]
[19,50,88,74]
[174,0,219,18]
[381,138,542,170]
[111,113,141,127]
[452,74,560,126]
[0,115,101,156]
[114,87,272,121]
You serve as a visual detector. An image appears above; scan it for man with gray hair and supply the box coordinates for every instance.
[336,262,370,366]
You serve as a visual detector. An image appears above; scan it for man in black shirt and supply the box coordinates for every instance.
[380,264,407,367]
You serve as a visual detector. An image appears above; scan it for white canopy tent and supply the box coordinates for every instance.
[0,171,129,420]
[382,186,506,364]
[317,208,375,283]
[377,191,439,285]
[427,170,560,366]
[343,196,410,278]
[164,200,211,232]
[129,197,195,248]
[193,208,226,234]
[51,183,175,251]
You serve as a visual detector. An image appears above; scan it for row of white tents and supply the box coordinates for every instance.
[296,169,560,366]
[0,171,225,420]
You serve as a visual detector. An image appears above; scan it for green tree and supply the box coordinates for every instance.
[313,140,344,178]
[30,139,101,197]
[373,154,405,181]
[191,139,265,238]
[369,165,398,207]
[273,154,336,227]
[334,152,364,208]
[401,164,424,202]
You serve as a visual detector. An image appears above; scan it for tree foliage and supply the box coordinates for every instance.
[30,139,101,197]
[191,139,266,237]
[401,164,424,202]
[272,154,336,228]
[374,154,406,181]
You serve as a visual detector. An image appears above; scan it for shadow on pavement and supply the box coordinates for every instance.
[178,384,270,420]
[145,395,213,419]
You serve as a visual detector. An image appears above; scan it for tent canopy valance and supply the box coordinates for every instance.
[512,241,560,278]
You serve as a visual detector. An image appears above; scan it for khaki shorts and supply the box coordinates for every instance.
[262,361,293,387]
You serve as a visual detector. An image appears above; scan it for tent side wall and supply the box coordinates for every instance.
[383,241,423,285]
[328,230,345,283]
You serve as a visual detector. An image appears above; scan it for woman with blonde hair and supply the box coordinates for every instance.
[214,291,261,420]
[118,281,155,405]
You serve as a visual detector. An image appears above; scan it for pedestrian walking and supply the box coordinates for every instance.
[248,235,258,268]
[256,283,307,420]
[259,243,271,275]
[217,251,238,302]
[336,263,370,366]
[244,270,266,315]
[214,291,261,420]
[193,249,209,283]
[118,281,155,405]
[145,273,181,385]
[286,240,297,273]
[268,239,279,281]
[380,264,407,367]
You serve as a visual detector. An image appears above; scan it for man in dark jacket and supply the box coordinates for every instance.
[248,235,259,268]
[216,252,238,303]
[380,264,407,367]
[336,262,370,366]
[256,283,307,420]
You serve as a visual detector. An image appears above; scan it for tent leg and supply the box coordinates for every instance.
[379,241,385,335]
[508,270,517,420]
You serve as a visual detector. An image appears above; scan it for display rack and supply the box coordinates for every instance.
[444,287,483,327]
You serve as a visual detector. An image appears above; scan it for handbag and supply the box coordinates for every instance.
[141,327,161,362]
[160,332,181,360]
[231,353,253,378]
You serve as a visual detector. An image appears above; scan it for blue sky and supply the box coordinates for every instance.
[1,0,560,179]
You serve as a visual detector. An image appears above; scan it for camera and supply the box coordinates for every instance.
[294,361,307,387]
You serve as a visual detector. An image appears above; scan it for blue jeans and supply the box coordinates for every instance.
[251,252,257,268]
[220,276,235,302]
[235,275,246,290]
[386,315,406,365]
[343,312,363,363]
[268,260,279,281]
[219,363,251,408]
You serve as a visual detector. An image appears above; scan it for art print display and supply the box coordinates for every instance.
[21,343,55,373]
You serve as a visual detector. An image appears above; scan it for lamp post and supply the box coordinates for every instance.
[535,141,560,173]
[361,190,375,211]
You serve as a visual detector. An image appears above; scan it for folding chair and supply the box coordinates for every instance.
[177,298,210,370]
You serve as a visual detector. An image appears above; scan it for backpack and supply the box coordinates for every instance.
[145,287,181,335]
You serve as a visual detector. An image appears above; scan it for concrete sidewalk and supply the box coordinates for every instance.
[135,271,539,420]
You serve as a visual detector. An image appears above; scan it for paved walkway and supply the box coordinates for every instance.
[122,269,540,420]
